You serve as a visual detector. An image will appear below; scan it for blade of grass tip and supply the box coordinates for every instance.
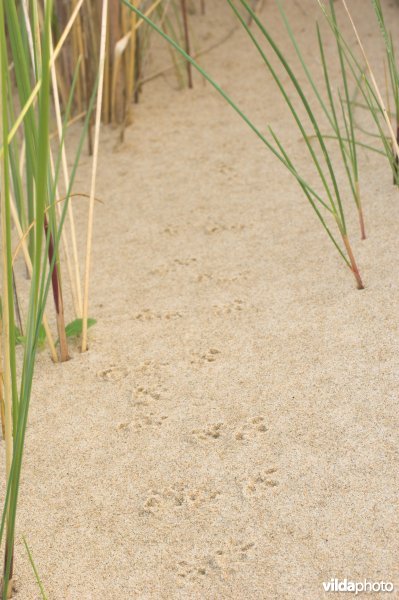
[82,0,109,352]
[120,0,362,286]
[22,537,48,600]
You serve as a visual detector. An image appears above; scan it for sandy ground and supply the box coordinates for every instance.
[6,0,399,598]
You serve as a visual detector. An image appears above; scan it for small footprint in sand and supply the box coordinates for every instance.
[162,224,180,236]
[150,257,197,276]
[204,221,246,235]
[196,272,213,283]
[132,413,168,431]
[235,416,267,441]
[134,309,182,321]
[98,366,129,382]
[117,412,168,433]
[175,540,255,582]
[191,423,224,441]
[212,540,255,576]
[190,348,221,365]
[143,483,221,514]
[196,271,252,285]
[243,469,279,498]
[216,270,252,285]
[131,385,163,407]
[213,299,245,316]
[174,258,197,267]
[175,559,210,582]
[134,359,170,375]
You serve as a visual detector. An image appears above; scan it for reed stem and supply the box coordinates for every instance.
[342,234,364,289]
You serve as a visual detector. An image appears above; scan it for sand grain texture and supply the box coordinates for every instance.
[7,1,399,598]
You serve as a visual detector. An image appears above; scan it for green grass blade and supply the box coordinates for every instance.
[22,536,48,600]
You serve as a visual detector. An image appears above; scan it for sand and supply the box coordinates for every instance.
[7,0,399,598]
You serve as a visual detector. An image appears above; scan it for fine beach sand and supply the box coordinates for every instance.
[8,1,399,598]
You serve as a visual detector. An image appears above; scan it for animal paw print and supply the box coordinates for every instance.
[190,348,221,365]
[162,224,179,236]
[243,469,279,498]
[204,221,245,235]
[235,416,267,441]
[134,359,170,375]
[174,257,197,267]
[191,422,224,441]
[117,413,167,434]
[196,272,213,283]
[208,541,255,579]
[131,385,162,407]
[143,483,221,514]
[134,309,182,321]
[174,541,254,583]
[97,366,129,382]
[175,559,210,582]
[150,257,197,276]
[216,270,251,285]
[213,299,245,316]
[132,412,168,432]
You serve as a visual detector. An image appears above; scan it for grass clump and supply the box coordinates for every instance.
[0,0,102,596]
[122,0,366,289]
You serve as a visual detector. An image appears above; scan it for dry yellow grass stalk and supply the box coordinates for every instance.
[82,0,109,352]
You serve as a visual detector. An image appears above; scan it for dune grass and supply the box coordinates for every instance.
[318,0,399,187]
[121,0,365,289]
[0,0,100,595]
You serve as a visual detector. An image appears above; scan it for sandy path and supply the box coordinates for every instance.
[9,1,399,598]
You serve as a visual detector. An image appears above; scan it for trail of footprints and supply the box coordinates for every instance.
[114,359,170,432]
[150,257,197,276]
[191,416,268,443]
[203,221,247,235]
[133,308,182,322]
[149,254,252,287]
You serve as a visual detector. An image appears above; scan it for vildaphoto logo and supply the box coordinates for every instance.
[322,578,395,594]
